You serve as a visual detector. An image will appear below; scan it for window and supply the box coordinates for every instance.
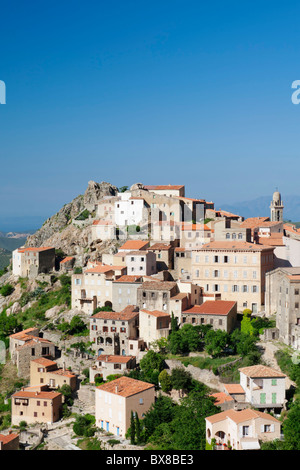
[226,233,230,239]
[214,256,219,263]
[224,256,229,263]
[238,233,243,239]
[242,426,249,437]
[295,289,299,295]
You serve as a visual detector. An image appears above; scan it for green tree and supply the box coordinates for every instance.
[282,400,300,449]
[170,312,179,333]
[0,284,14,297]
[204,329,229,357]
[140,350,164,377]
[130,411,136,445]
[135,412,141,444]
[158,369,172,393]
[143,394,178,441]
[241,309,254,336]
[170,367,193,397]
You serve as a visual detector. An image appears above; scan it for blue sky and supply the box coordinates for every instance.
[1,0,300,228]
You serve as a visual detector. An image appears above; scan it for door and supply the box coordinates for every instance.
[106,421,109,432]
[252,303,258,314]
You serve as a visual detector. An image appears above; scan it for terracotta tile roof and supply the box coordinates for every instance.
[171,293,188,300]
[140,309,171,318]
[287,275,300,281]
[92,305,139,321]
[60,256,74,264]
[96,355,135,363]
[13,389,61,400]
[183,301,236,316]
[144,185,184,190]
[148,243,172,250]
[31,357,57,366]
[0,433,19,444]
[175,247,186,252]
[51,369,76,378]
[257,237,284,246]
[18,247,54,253]
[239,217,270,229]
[198,241,274,252]
[119,240,149,251]
[85,265,126,274]
[206,408,280,425]
[9,328,38,339]
[209,392,234,405]
[97,376,155,397]
[113,275,143,283]
[238,365,286,378]
[223,384,245,394]
[181,223,210,231]
[16,337,53,350]
[125,250,149,256]
[139,281,177,291]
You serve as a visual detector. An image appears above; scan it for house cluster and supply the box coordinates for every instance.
[8,184,300,449]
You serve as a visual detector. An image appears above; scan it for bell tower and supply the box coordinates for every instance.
[270,189,284,222]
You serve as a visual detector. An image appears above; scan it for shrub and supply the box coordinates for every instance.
[0,284,14,297]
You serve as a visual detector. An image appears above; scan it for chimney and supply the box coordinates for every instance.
[115,385,119,394]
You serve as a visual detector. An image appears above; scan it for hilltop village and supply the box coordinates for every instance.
[1,182,300,451]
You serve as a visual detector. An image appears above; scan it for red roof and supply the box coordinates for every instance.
[85,265,125,274]
[183,301,236,316]
[144,185,184,190]
[18,247,54,253]
[97,376,155,397]
[119,240,149,250]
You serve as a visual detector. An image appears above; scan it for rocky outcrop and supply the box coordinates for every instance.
[84,180,118,211]
[25,181,119,259]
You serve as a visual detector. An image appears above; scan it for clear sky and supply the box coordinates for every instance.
[1,0,300,226]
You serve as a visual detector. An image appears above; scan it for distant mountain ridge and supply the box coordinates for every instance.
[220,194,300,222]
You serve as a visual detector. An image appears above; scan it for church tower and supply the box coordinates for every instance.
[270,190,284,222]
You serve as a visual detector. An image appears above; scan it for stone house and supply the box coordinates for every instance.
[205,408,281,450]
[95,376,155,437]
[265,266,300,349]
[147,242,174,271]
[180,223,212,250]
[0,431,20,450]
[137,281,179,315]
[71,264,127,313]
[192,241,275,313]
[59,256,75,273]
[238,365,287,414]
[112,275,143,312]
[30,357,77,391]
[174,247,192,281]
[9,328,56,378]
[125,250,156,276]
[182,300,237,333]
[12,246,55,278]
[139,309,170,348]
[91,220,117,242]
[90,305,140,357]
[11,385,62,426]
[89,355,136,382]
